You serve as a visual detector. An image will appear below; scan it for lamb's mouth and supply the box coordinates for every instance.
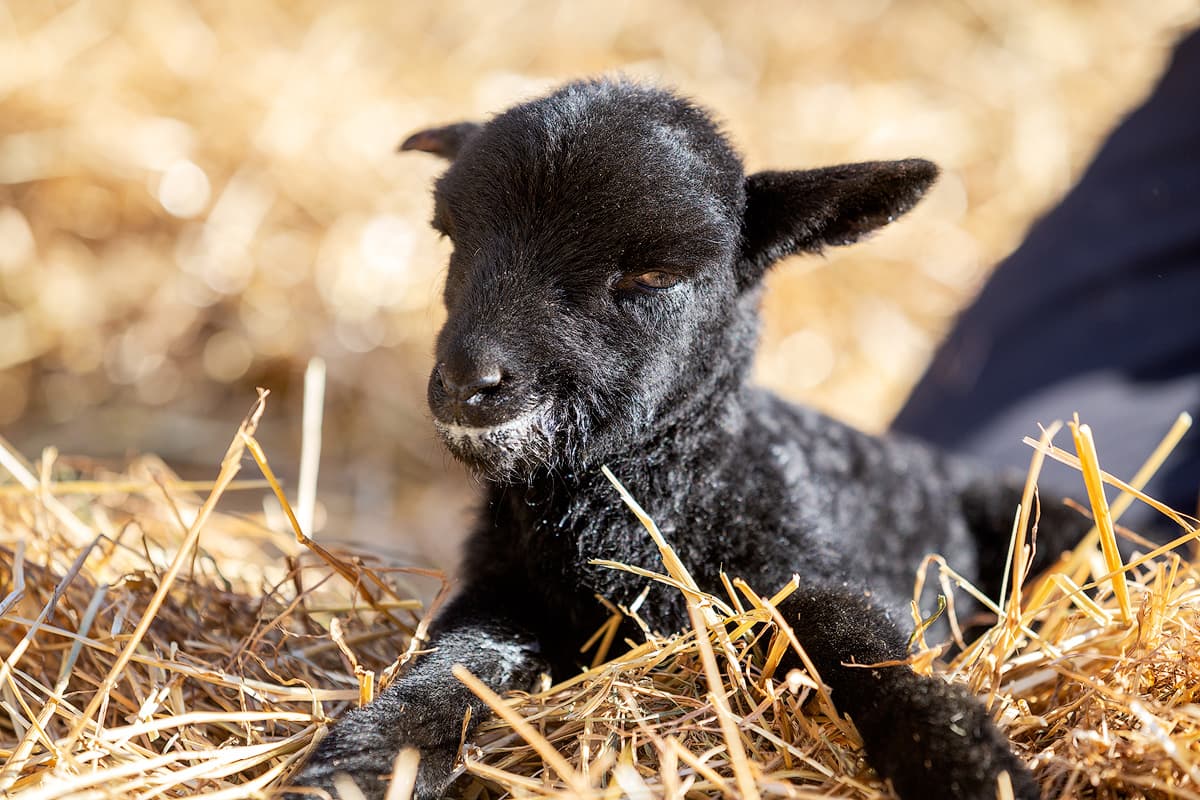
[432,402,553,472]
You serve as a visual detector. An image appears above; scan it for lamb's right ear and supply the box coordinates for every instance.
[398,122,481,160]
[737,159,938,288]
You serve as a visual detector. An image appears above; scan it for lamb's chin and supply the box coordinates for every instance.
[433,404,552,481]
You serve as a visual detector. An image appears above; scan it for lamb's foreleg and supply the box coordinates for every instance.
[288,590,548,800]
[778,585,1039,800]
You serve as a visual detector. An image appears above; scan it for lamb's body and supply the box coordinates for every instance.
[290,79,1085,800]
[467,388,978,645]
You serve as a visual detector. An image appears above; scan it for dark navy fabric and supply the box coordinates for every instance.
[894,28,1200,535]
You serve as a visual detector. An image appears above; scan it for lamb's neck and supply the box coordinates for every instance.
[502,382,749,511]
[646,383,748,460]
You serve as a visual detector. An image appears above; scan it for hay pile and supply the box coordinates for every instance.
[2,397,1198,799]
[0,394,435,799]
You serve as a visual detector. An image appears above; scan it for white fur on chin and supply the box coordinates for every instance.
[433,404,549,447]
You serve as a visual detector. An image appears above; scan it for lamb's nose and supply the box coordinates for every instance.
[438,363,503,403]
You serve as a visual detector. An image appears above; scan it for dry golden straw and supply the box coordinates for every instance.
[3,403,1200,799]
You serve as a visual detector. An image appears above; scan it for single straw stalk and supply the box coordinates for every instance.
[601,466,721,627]
[1070,418,1132,625]
[452,664,590,796]
[297,356,326,539]
[687,602,763,800]
[1001,420,1061,654]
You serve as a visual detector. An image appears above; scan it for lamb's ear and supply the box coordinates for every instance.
[738,158,938,286]
[398,122,482,160]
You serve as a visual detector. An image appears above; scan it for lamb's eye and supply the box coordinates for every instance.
[614,270,683,293]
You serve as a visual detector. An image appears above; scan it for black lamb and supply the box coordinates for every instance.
[289,78,1087,800]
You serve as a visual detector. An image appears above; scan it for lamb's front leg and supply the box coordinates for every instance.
[779,586,1039,800]
[288,590,548,800]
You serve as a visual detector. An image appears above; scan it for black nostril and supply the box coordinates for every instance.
[439,364,504,402]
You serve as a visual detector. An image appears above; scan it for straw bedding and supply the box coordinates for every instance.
[2,396,1197,799]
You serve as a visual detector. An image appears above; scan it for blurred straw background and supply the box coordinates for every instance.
[1,0,1198,572]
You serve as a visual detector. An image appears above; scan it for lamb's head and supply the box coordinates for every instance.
[403,79,937,481]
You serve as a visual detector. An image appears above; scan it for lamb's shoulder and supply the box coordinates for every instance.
[733,389,980,601]
[742,389,955,481]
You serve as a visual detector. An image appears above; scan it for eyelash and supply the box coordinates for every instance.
[612,270,683,294]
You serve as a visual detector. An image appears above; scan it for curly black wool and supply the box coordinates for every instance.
[290,78,1088,800]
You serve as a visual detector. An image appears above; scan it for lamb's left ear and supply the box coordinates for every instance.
[738,158,938,287]
[399,122,482,160]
